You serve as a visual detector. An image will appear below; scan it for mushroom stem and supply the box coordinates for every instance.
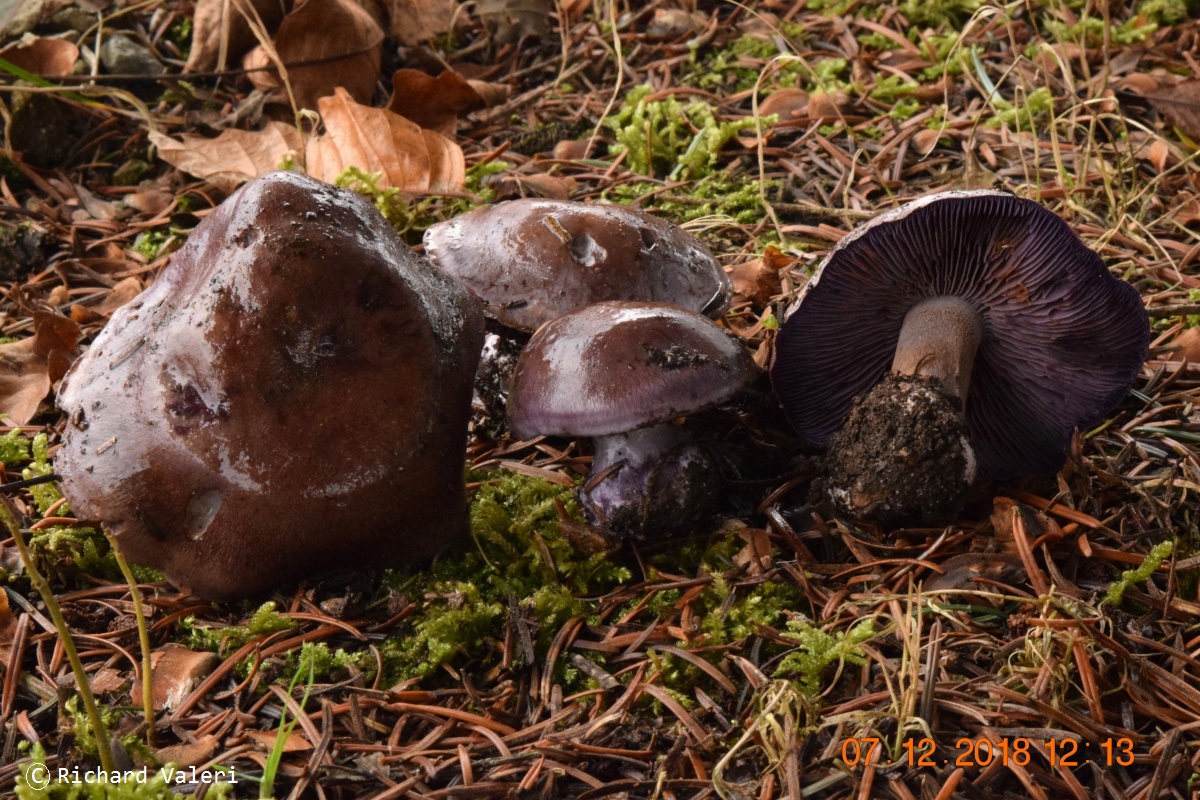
[891,296,982,403]
[584,425,718,539]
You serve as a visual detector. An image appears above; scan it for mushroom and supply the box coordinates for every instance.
[507,301,756,539]
[770,190,1149,525]
[424,199,732,420]
[55,171,485,600]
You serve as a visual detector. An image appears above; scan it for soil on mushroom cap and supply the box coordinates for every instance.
[823,372,972,528]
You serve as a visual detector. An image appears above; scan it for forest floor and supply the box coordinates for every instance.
[1,0,1200,798]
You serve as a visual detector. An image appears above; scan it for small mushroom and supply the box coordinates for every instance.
[507,301,756,539]
[424,199,733,421]
[424,199,732,331]
[55,171,485,600]
[770,190,1149,525]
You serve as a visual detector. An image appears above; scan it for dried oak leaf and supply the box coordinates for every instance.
[0,36,78,76]
[387,68,507,135]
[149,121,303,194]
[307,87,465,191]
[0,310,80,425]
[186,0,287,73]
[385,0,458,45]
[243,0,383,111]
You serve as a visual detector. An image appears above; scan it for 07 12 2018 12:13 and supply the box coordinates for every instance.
[839,735,1137,768]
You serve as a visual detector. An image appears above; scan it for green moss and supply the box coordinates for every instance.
[990,86,1054,132]
[774,618,875,698]
[1105,540,1174,606]
[605,85,766,180]
[0,428,31,464]
[605,175,780,228]
[809,58,849,91]
[683,28,808,93]
[112,159,151,186]
[334,160,509,242]
[902,0,982,28]
[1045,15,1157,45]
[1187,289,1200,327]
[858,32,903,51]
[1138,0,1190,24]
[24,433,64,515]
[182,601,296,653]
[871,75,918,104]
[130,230,172,262]
[377,472,630,682]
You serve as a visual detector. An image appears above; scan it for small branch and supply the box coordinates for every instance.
[1146,303,1200,318]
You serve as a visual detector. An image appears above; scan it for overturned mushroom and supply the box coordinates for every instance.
[770,190,1149,526]
[507,301,756,539]
[56,171,485,600]
[424,199,732,420]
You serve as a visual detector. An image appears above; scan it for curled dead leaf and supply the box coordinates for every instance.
[149,121,303,194]
[387,69,505,136]
[186,0,288,73]
[71,277,144,324]
[1168,327,1200,364]
[385,0,458,45]
[725,245,790,306]
[156,734,220,768]
[0,310,80,425]
[151,644,221,711]
[925,553,1026,593]
[244,0,383,111]
[758,88,808,123]
[247,729,313,752]
[0,36,78,76]
[307,87,465,192]
[806,89,849,118]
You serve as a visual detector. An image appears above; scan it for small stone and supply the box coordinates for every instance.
[99,34,164,76]
[0,0,43,38]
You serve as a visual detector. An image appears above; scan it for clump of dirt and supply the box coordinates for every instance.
[472,325,528,438]
[823,372,975,528]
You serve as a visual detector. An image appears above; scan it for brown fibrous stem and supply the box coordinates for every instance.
[0,497,116,772]
[891,296,983,404]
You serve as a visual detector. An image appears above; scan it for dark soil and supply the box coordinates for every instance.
[823,372,973,527]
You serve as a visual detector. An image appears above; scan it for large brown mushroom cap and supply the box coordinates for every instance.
[56,171,485,600]
[423,199,731,332]
[770,190,1150,479]
[508,301,756,439]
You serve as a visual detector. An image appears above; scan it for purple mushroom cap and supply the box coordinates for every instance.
[508,301,756,439]
[424,199,732,332]
[770,190,1150,480]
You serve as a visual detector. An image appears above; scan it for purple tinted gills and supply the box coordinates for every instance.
[770,192,1149,479]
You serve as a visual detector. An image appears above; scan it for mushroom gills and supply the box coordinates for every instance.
[583,424,720,540]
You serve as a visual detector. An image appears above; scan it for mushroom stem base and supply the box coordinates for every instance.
[584,425,720,540]
[825,373,976,527]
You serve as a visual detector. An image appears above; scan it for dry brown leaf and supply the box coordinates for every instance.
[186,0,287,73]
[924,553,1026,593]
[0,36,78,76]
[477,0,551,42]
[758,88,808,123]
[306,87,465,192]
[644,8,706,40]
[149,121,302,194]
[1169,327,1200,364]
[806,89,848,118]
[387,69,493,136]
[385,0,457,45]
[912,128,944,156]
[90,668,127,695]
[73,277,144,324]
[246,729,313,752]
[156,734,220,768]
[243,0,382,111]
[725,245,790,306]
[0,310,80,425]
[552,139,589,160]
[1120,75,1200,143]
[151,644,221,711]
[123,189,174,216]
